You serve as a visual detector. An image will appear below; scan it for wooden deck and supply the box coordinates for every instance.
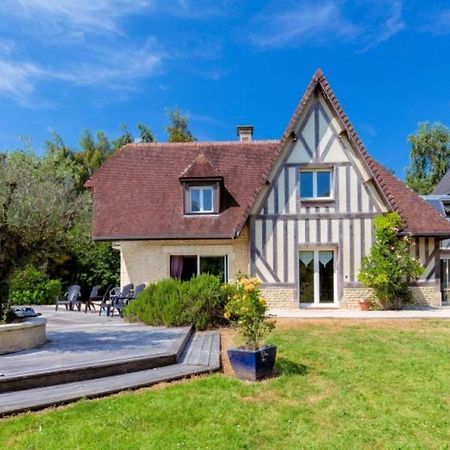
[0,331,220,416]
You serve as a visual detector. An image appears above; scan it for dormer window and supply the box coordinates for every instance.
[179,153,223,216]
[189,185,214,213]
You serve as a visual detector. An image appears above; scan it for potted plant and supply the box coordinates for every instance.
[359,299,372,311]
[224,275,276,381]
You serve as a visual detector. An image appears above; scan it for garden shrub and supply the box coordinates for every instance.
[125,274,230,330]
[181,274,230,330]
[224,274,274,350]
[8,266,62,305]
[358,212,423,310]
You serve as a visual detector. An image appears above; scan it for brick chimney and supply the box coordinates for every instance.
[237,125,254,142]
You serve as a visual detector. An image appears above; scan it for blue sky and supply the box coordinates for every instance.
[0,0,449,177]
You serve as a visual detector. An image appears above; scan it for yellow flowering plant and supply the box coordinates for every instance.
[224,274,275,351]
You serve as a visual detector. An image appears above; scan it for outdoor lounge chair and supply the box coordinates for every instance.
[131,283,146,299]
[84,285,111,313]
[84,285,100,312]
[110,283,134,317]
[55,285,82,311]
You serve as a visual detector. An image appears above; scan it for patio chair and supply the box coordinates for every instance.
[55,285,82,311]
[84,285,111,313]
[131,283,146,299]
[110,284,134,317]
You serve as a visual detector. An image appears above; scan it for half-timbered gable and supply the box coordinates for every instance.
[249,70,448,308]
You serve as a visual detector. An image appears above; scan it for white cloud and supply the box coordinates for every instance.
[0,59,45,103]
[421,9,450,35]
[249,0,405,51]
[0,1,165,103]
[53,40,163,88]
[249,1,360,49]
[358,1,405,52]
[9,0,152,34]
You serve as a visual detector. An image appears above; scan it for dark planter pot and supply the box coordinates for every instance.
[227,345,277,381]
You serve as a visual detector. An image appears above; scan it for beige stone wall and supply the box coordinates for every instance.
[341,287,375,309]
[410,285,441,307]
[261,287,298,309]
[341,285,441,309]
[116,227,249,286]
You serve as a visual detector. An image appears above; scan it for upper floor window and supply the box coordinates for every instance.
[300,169,332,199]
[189,185,214,213]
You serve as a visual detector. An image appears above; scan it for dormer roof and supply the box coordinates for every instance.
[179,153,223,180]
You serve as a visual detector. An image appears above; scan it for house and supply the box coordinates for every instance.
[85,69,450,309]
[423,170,450,303]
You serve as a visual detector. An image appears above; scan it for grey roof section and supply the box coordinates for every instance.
[424,198,446,217]
[432,170,450,195]
[422,194,450,219]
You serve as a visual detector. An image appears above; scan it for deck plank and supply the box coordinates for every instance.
[0,331,221,417]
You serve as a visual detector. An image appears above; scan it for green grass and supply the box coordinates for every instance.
[2,320,450,449]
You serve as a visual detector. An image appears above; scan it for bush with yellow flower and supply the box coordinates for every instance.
[224,274,275,351]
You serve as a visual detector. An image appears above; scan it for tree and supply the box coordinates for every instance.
[112,123,134,150]
[358,213,423,310]
[405,122,450,194]
[166,109,196,143]
[0,151,84,317]
[137,123,156,143]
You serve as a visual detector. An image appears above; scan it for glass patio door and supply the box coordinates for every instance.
[441,258,450,303]
[299,250,335,305]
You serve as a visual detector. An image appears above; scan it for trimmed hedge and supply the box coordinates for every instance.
[124,274,232,330]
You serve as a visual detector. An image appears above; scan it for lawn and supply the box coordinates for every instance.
[2,319,450,449]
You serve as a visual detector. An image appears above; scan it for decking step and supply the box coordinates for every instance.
[0,326,194,394]
[0,331,220,417]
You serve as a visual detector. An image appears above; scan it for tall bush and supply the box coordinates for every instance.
[124,274,229,330]
[181,274,229,330]
[358,213,423,309]
[8,266,62,306]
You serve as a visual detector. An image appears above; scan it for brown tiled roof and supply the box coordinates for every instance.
[369,161,450,236]
[86,69,450,239]
[86,141,279,239]
[179,153,223,179]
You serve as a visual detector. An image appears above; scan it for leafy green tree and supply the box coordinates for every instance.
[112,123,134,150]
[76,130,112,182]
[0,151,84,317]
[405,122,450,194]
[358,213,423,310]
[166,109,196,143]
[137,123,156,143]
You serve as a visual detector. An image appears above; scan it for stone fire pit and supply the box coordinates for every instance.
[0,317,47,355]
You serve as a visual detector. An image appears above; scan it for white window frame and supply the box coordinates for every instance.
[198,255,228,282]
[169,254,229,282]
[189,185,214,213]
[299,169,333,200]
[299,248,338,306]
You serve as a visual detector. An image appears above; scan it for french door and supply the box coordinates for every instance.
[299,249,336,305]
[440,258,450,303]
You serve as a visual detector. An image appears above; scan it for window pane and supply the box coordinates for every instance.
[317,171,331,197]
[191,189,200,212]
[319,251,334,303]
[200,256,226,282]
[172,255,197,281]
[299,251,314,303]
[203,188,213,211]
[300,172,313,198]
